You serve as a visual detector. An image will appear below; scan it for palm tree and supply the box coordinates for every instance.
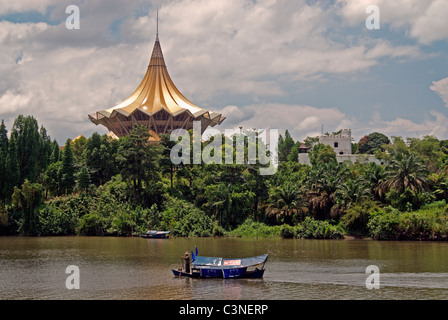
[306,162,349,220]
[265,182,308,224]
[364,162,385,200]
[380,152,429,195]
[333,179,372,218]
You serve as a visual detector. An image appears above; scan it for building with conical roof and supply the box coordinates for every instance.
[88,25,226,139]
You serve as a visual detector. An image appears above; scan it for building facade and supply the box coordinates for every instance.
[319,129,352,155]
[298,129,383,165]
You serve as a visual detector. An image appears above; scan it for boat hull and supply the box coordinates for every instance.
[141,234,170,239]
[141,231,170,239]
[172,267,265,279]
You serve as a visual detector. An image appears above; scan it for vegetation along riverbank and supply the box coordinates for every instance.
[1,115,448,240]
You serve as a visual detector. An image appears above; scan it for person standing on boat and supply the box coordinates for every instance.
[182,251,190,273]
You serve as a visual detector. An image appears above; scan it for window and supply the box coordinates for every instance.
[339,152,344,155]
[334,142,339,148]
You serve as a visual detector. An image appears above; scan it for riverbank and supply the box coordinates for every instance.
[2,199,447,241]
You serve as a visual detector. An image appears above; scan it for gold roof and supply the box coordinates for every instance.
[91,36,225,127]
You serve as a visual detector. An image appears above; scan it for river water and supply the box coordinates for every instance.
[1,236,447,300]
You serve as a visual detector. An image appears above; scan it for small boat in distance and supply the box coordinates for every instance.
[172,247,268,279]
[141,230,170,239]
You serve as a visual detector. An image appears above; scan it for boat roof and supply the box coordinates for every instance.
[192,254,268,268]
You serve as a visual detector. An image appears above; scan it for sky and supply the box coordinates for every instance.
[0,0,447,144]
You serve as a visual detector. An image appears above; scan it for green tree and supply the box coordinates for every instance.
[306,161,349,219]
[334,178,372,214]
[75,166,91,193]
[278,130,295,162]
[357,132,390,155]
[72,135,87,163]
[308,143,337,166]
[0,120,8,201]
[380,152,429,195]
[44,161,62,196]
[116,125,160,203]
[265,182,308,224]
[408,136,445,173]
[3,136,20,202]
[37,126,52,177]
[84,133,119,185]
[10,115,41,184]
[60,139,76,194]
[12,180,44,236]
[49,140,60,163]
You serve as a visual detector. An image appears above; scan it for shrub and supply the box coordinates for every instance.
[367,201,448,240]
[278,217,345,239]
[229,219,282,238]
[37,205,78,236]
[367,206,401,240]
[160,197,217,237]
[295,217,345,239]
[341,200,382,236]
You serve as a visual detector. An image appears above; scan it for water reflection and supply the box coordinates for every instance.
[1,237,448,300]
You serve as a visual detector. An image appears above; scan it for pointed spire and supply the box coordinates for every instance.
[149,32,166,68]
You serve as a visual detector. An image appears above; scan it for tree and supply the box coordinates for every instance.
[265,182,308,224]
[278,130,295,162]
[49,140,60,163]
[116,125,160,203]
[75,166,91,193]
[357,132,390,155]
[357,132,390,154]
[10,115,41,184]
[72,135,87,163]
[12,180,44,236]
[408,136,445,173]
[3,136,19,202]
[84,133,119,185]
[159,134,177,192]
[0,120,8,201]
[60,139,76,194]
[44,161,62,196]
[37,126,52,177]
[306,161,349,219]
[380,152,429,195]
[363,162,385,200]
[308,143,337,166]
[334,179,371,212]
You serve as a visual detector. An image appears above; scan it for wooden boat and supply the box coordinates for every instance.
[141,230,170,239]
[172,248,268,279]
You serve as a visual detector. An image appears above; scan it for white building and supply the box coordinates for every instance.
[319,129,352,155]
[298,129,383,165]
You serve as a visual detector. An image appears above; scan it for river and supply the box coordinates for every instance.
[1,236,447,300]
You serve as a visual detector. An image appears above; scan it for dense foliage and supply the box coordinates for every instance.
[1,114,448,240]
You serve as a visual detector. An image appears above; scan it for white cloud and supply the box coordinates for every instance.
[217,103,353,142]
[364,110,448,140]
[0,89,31,114]
[337,0,448,44]
[410,0,448,45]
[430,78,448,108]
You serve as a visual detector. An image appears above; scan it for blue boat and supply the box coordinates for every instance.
[141,230,170,239]
[172,247,268,279]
